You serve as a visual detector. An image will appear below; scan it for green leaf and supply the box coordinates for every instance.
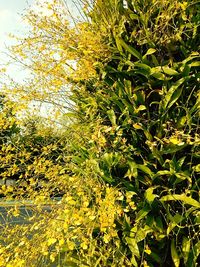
[125,161,138,179]
[182,236,190,265]
[177,156,186,168]
[151,72,166,80]
[162,66,179,76]
[124,79,132,97]
[181,52,199,65]
[162,77,186,110]
[119,39,142,60]
[162,143,187,154]
[132,225,152,242]
[154,170,172,178]
[193,164,200,172]
[135,105,146,113]
[125,237,140,258]
[132,69,150,78]
[193,241,200,262]
[135,205,151,222]
[143,48,156,58]
[189,61,200,67]
[160,194,200,208]
[145,187,158,204]
[143,129,153,141]
[115,36,123,52]
[167,214,184,235]
[137,164,153,179]
[171,239,180,267]
[107,109,116,126]
[151,54,159,66]
[150,146,164,165]
[102,172,114,183]
[181,64,191,77]
[130,255,138,267]
[129,13,139,20]
[134,62,151,72]
[175,172,190,183]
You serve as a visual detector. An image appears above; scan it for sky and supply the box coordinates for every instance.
[0,0,34,82]
[0,0,78,82]
[0,0,78,117]
[0,1,34,59]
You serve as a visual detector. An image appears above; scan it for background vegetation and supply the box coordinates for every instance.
[0,0,199,266]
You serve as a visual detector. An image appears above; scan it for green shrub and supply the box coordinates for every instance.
[71,0,200,265]
[1,0,199,266]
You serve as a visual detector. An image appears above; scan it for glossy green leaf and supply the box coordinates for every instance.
[119,38,142,60]
[182,236,190,264]
[130,255,138,267]
[150,146,164,165]
[125,237,140,258]
[135,105,146,113]
[144,48,156,57]
[193,164,200,172]
[107,109,116,126]
[154,170,172,178]
[134,62,151,72]
[145,187,158,204]
[124,79,132,97]
[162,143,187,154]
[162,77,186,110]
[162,66,179,75]
[134,225,152,242]
[171,239,180,267]
[115,36,123,52]
[125,161,138,179]
[181,52,199,65]
[151,72,166,80]
[177,156,186,168]
[137,164,153,178]
[167,214,184,235]
[189,61,200,67]
[160,194,200,208]
[175,172,190,183]
[135,205,151,222]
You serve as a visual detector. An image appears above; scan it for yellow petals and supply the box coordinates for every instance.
[48,237,57,246]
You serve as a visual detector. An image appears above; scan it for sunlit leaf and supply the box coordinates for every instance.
[125,237,140,258]
[182,236,190,264]
[171,239,180,267]
[162,66,179,76]
[162,77,186,110]
[145,187,158,204]
[119,39,142,60]
[160,194,200,208]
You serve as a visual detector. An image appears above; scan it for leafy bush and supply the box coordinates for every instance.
[0,0,199,266]
[71,0,200,266]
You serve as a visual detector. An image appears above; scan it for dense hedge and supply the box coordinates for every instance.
[0,0,199,266]
[70,0,200,266]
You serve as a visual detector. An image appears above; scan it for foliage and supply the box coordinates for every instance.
[0,0,200,266]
